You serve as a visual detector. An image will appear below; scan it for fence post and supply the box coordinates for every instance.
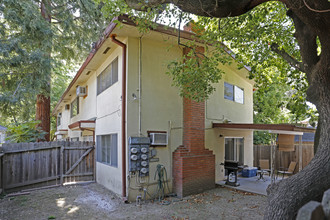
[0,149,3,194]
[60,144,64,185]
[299,135,303,171]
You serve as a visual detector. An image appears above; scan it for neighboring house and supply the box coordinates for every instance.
[53,15,254,201]
[0,125,7,144]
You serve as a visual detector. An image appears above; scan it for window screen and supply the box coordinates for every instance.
[234,86,244,104]
[224,82,244,104]
[97,134,118,167]
[70,97,79,118]
[97,57,118,95]
[224,82,234,101]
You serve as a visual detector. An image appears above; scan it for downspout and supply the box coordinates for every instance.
[138,37,142,136]
[110,34,127,199]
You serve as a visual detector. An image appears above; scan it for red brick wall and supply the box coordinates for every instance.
[183,97,205,153]
[173,47,215,197]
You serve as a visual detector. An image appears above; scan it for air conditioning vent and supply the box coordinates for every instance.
[76,86,87,97]
[150,133,167,145]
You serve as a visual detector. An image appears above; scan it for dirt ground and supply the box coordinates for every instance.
[0,183,266,220]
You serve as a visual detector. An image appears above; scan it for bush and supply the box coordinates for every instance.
[5,121,47,143]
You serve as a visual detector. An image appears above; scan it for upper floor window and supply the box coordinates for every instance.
[57,115,61,126]
[224,82,244,104]
[97,57,118,95]
[71,97,79,118]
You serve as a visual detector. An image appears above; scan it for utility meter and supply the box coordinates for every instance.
[128,137,150,176]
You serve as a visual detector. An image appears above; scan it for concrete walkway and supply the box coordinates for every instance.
[217,175,282,196]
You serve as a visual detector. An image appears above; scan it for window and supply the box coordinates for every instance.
[70,97,79,118]
[224,82,244,104]
[224,82,234,101]
[97,134,118,167]
[57,116,61,126]
[71,137,79,142]
[225,138,244,165]
[97,57,118,95]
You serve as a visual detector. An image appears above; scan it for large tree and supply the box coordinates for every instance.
[100,0,330,219]
[0,0,105,140]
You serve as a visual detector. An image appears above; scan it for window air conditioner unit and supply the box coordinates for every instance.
[150,133,168,145]
[76,86,87,97]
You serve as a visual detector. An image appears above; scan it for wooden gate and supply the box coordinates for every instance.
[0,141,95,193]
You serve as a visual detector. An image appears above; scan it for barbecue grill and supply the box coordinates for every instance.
[222,160,240,186]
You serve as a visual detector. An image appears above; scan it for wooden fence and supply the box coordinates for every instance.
[0,141,94,193]
[253,143,314,173]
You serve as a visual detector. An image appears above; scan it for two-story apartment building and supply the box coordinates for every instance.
[53,15,254,201]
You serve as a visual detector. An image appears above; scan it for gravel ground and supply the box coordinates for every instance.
[0,183,266,220]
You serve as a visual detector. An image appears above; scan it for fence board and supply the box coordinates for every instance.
[1,141,94,192]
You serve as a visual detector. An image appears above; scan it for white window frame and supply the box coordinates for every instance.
[224,82,244,104]
[97,133,118,167]
[97,57,118,95]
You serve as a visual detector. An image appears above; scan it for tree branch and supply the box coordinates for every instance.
[270,43,305,72]
[125,0,270,17]
[287,9,319,73]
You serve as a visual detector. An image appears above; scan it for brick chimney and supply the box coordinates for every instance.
[172,46,215,198]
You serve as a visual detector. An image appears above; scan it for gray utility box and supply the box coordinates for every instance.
[128,137,150,176]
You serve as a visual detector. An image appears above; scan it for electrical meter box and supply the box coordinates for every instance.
[128,137,150,176]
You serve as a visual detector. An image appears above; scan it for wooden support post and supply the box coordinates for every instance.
[0,153,4,194]
[299,135,303,172]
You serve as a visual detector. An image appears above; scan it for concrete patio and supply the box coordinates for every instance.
[217,174,283,196]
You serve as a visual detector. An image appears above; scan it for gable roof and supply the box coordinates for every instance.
[52,14,251,115]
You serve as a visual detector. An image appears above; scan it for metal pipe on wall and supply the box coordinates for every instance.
[110,34,127,199]
[138,36,143,136]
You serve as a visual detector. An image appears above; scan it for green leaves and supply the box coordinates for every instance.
[5,121,47,143]
[166,45,225,102]
[0,0,106,128]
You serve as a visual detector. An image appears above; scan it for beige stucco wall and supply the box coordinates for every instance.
[204,62,254,182]
[125,35,253,200]
[95,43,124,195]
[205,129,253,182]
[126,36,183,201]
[54,26,254,200]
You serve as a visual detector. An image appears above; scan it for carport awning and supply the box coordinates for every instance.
[69,120,95,131]
[212,123,315,135]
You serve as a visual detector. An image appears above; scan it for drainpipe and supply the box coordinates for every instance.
[110,34,127,199]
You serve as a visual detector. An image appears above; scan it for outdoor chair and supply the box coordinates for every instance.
[277,161,297,179]
[257,159,271,181]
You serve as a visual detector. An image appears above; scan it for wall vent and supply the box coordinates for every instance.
[103,47,111,54]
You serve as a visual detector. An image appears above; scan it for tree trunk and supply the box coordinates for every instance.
[36,94,50,141]
[36,0,52,142]
[265,81,330,219]
[265,31,330,218]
